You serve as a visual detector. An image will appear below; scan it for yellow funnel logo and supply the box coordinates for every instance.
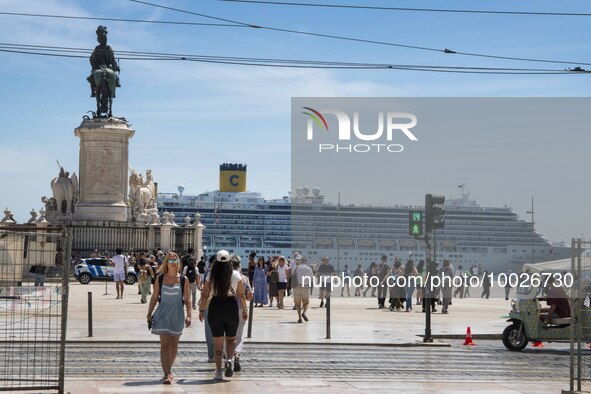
[220,171,246,192]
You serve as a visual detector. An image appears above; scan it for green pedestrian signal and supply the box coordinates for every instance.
[408,211,423,236]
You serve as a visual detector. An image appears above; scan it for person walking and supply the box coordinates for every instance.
[404,260,419,312]
[138,259,154,304]
[146,251,191,384]
[231,255,253,372]
[377,256,390,309]
[422,260,439,313]
[183,258,199,310]
[292,258,314,323]
[198,250,248,381]
[504,270,513,300]
[317,257,336,307]
[197,256,217,363]
[439,260,454,314]
[275,256,290,309]
[32,263,47,287]
[111,248,128,299]
[415,260,425,306]
[353,264,364,296]
[389,259,406,311]
[181,248,194,272]
[253,256,268,307]
[363,262,378,297]
[341,264,351,297]
[481,270,491,299]
[197,255,206,290]
[148,254,158,292]
[267,257,278,307]
[246,252,256,287]
[453,265,464,298]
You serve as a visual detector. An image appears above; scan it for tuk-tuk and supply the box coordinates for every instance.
[502,264,591,351]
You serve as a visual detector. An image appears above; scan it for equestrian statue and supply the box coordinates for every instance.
[87,25,120,117]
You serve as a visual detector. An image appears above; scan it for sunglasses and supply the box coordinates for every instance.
[167,259,178,264]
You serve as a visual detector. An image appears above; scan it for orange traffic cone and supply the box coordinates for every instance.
[532,341,544,348]
[463,326,475,346]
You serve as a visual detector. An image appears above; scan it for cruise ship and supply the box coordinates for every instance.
[157,164,570,273]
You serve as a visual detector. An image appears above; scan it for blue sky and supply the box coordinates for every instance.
[0,0,590,243]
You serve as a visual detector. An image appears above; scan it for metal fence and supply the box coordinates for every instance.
[569,239,591,393]
[0,227,70,393]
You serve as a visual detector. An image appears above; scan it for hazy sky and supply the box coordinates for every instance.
[1,0,590,243]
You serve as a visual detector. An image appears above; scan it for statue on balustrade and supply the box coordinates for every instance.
[129,168,157,218]
[49,163,78,215]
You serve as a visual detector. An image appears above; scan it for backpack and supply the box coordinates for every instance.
[157,274,186,304]
[185,267,197,283]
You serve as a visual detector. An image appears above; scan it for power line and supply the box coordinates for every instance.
[128,0,591,67]
[2,5,589,67]
[0,11,246,27]
[0,42,586,74]
[218,0,591,17]
[128,0,254,27]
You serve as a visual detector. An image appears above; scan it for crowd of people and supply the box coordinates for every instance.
[95,247,503,383]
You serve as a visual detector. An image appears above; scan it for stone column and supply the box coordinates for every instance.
[194,217,205,260]
[74,118,135,222]
[159,213,174,251]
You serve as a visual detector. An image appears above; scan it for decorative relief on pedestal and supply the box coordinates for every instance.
[86,150,121,194]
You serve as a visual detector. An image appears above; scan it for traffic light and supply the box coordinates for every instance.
[425,194,445,234]
[408,211,423,236]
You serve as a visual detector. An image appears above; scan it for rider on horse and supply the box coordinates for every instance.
[87,26,120,100]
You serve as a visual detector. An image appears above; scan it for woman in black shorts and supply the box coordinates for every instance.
[198,250,248,381]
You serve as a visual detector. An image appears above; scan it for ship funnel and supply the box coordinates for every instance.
[220,163,247,192]
[302,187,310,196]
[177,185,185,196]
[312,187,320,197]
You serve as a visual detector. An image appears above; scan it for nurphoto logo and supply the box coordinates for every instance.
[302,106,418,153]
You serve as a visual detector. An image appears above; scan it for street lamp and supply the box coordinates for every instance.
[203,245,207,262]
[526,197,534,264]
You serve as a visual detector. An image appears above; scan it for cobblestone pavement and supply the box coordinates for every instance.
[65,340,586,381]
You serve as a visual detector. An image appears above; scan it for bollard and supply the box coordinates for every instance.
[325,297,331,339]
[246,298,254,338]
[88,291,93,337]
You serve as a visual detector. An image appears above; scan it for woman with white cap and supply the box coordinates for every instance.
[198,250,248,381]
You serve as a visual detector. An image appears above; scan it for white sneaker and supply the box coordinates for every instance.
[213,370,223,381]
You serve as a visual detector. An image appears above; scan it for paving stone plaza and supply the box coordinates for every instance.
[59,282,590,393]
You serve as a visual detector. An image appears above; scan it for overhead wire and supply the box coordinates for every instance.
[0,42,585,74]
[218,0,591,17]
[3,5,590,67]
[0,11,247,27]
[126,0,591,67]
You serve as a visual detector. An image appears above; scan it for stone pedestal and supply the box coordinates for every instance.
[74,118,135,222]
